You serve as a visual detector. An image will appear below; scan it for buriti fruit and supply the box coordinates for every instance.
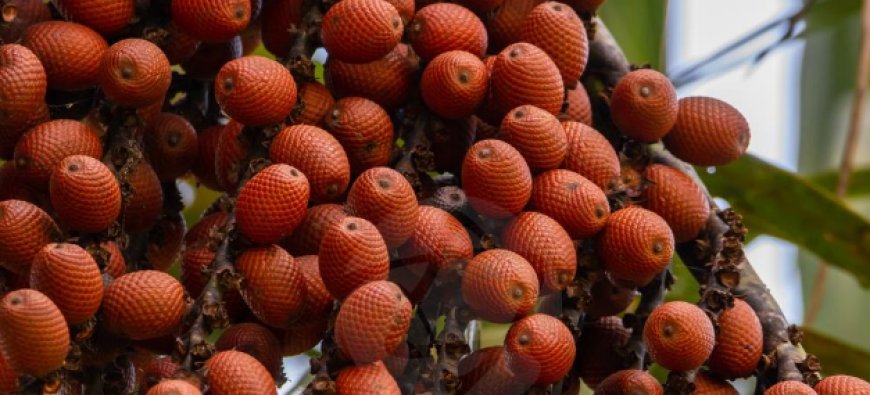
[521,1,587,88]
[815,375,870,394]
[642,163,711,243]
[101,270,185,340]
[52,0,134,35]
[145,113,199,182]
[326,43,417,112]
[345,166,420,248]
[420,50,488,119]
[457,346,528,395]
[49,155,121,233]
[30,243,103,325]
[664,96,751,167]
[408,3,487,61]
[171,0,250,42]
[22,21,107,91]
[764,381,817,395]
[235,163,310,245]
[269,124,351,202]
[234,245,306,328]
[595,370,663,395]
[609,68,678,142]
[598,206,675,287]
[215,56,297,126]
[14,119,103,189]
[501,211,577,293]
[644,301,715,372]
[0,289,70,378]
[461,248,539,323]
[325,97,394,173]
[215,323,283,380]
[99,38,171,108]
[0,44,46,158]
[205,350,277,395]
[334,280,412,364]
[283,203,347,256]
[320,0,404,64]
[561,121,621,190]
[146,380,202,395]
[318,216,389,299]
[530,169,610,239]
[504,313,576,385]
[0,199,59,275]
[707,298,763,379]
[499,104,568,171]
[462,139,532,218]
[336,362,401,395]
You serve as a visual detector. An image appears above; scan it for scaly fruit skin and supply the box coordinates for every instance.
[577,316,631,389]
[270,124,350,202]
[643,301,715,372]
[171,0,251,42]
[235,245,306,328]
[708,298,762,379]
[294,255,334,320]
[215,56,297,126]
[664,96,751,167]
[531,169,609,239]
[595,370,663,395]
[692,372,738,395]
[409,3,487,61]
[499,105,568,171]
[521,2,587,88]
[215,323,284,380]
[398,205,473,271]
[283,204,347,256]
[562,83,592,125]
[504,313,575,385]
[502,212,577,293]
[0,349,19,395]
[610,68,678,142]
[146,380,202,395]
[485,0,544,50]
[325,97,394,174]
[282,317,328,356]
[0,199,59,275]
[30,243,103,325]
[490,42,564,120]
[336,361,401,394]
[642,164,710,243]
[0,44,47,154]
[458,346,528,395]
[14,119,103,189]
[99,39,171,108]
[145,113,199,181]
[0,0,51,44]
[598,206,674,287]
[814,375,870,394]
[335,281,412,364]
[99,241,126,278]
[138,355,180,393]
[461,249,539,323]
[102,270,185,340]
[763,381,817,395]
[191,125,223,190]
[214,120,247,191]
[50,155,121,233]
[120,160,163,232]
[0,289,70,377]
[144,215,184,271]
[326,43,417,112]
[205,350,277,395]
[320,0,404,64]
[261,0,303,56]
[561,121,621,191]
[235,164,310,245]
[462,139,532,218]
[295,82,335,126]
[345,166,420,248]
[421,50,488,119]
[52,0,134,35]
[318,216,390,300]
[22,21,107,91]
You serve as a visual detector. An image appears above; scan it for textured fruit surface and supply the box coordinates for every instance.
[282,317,328,356]
[325,97,394,173]
[531,169,609,239]
[215,323,283,380]
[137,355,179,393]
[346,166,419,248]
[236,164,310,245]
[504,313,575,385]
[102,270,185,340]
[145,113,199,181]
[50,155,121,232]
[205,350,277,395]
[502,212,576,293]
[235,245,305,328]
[283,204,347,256]
[0,199,59,274]
[764,381,817,395]
[100,39,171,108]
[0,349,18,394]
[318,216,390,299]
[562,83,592,125]
[421,50,488,119]
[595,370,663,395]
[599,206,674,287]
[521,2,586,88]
[485,0,543,50]
[320,0,404,64]
[295,255,333,320]
[577,316,631,389]
[562,121,620,190]
[586,277,635,319]
[335,280,412,364]
[171,0,250,42]
[642,164,710,242]
[270,124,350,202]
[22,21,107,91]
[326,43,417,112]
[0,44,46,151]
[99,241,126,278]
[610,69,678,142]
[490,42,564,119]
[30,243,103,325]
[462,139,532,218]
[145,214,186,271]
[707,298,763,379]
[121,160,163,232]
[461,249,539,323]
[398,205,473,271]
[815,375,870,394]
[0,289,70,377]
[53,0,134,35]
[458,346,528,395]
[261,0,303,56]
[337,362,401,394]
[215,56,297,126]
[146,380,202,395]
[14,119,103,189]
[295,82,335,125]
[214,120,247,191]
[409,3,487,61]
[643,301,714,372]
[0,0,51,44]
[664,96,751,167]
[692,372,738,395]
[499,105,568,170]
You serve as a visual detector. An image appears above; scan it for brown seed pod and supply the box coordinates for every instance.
[121,160,163,233]
[485,0,544,51]
[182,37,243,81]
[521,2,586,88]
[490,42,564,120]
[398,205,473,271]
[595,370,663,395]
[295,82,335,126]
[345,166,420,248]
[562,82,593,125]
[383,341,409,377]
[335,280,412,364]
[236,164,310,245]
[326,43,417,112]
[215,323,283,380]
[261,0,303,56]
[707,298,762,379]
[586,276,636,319]
[162,23,201,65]
[815,375,870,394]
[14,119,103,189]
[324,97,394,174]
[598,206,674,287]
[458,346,529,395]
[235,245,306,328]
[294,255,333,320]
[0,289,70,377]
[171,0,251,42]
[642,164,710,243]
[270,124,350,202]
[49,155,121,233]
[0,348,19,395]
[99,241,126,278]
[102,270,185,340]
[318,216,390,299]
[461,249,539,323]
[504,313,575,385]
[100,39,171,108]
[462,139,532,218]
[22,21,107,91]
[420,50,488,120]
[562,121,620,190]
[52,0,134,35]
[146,380,202,395]
[215,56,297,126]
[577,316,630,389]
[214,120,248,192]
[283,204,347,256]
[664,96,751,167]
[282,317,328,356]
[764,381,817,395]
[320,0,404,64]
[643,301,715,372]
[610,69,678,142]
[409,3,487,61]
[145,214,186,271]
[531,169,609,239]
[502,211,576,293]
[191,124,226,191]
[205,350,277,395]
[30,243,103,325]
[145,113,199,181]
[692,372,738,395]
[336,361,401,394]
[0,0,51,44]
[0,44,47,154]
[499,105,567,171]
[0,199,59,275]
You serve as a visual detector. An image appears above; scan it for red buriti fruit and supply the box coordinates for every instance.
[692,372,738,395]
[282,317,328,356]
[485,0,544,50]
[815,375,870,394]
[421,50,488,119]
[0,289,70,377]
[50,155,121,233]
[383,342,409,377]
[764,381,816,395]
[294,255,333,320]
[499,105,568,171]
[0,0,51,44]
[596,370,663,395]
[320,0,404,64]
[214,120,247,192]
[664,96,751,167]
[462,139,532,218]
[642,164,710,242]
[644,301,715,372]
[146,380,202,395]
[99,241,126,278]
[708,298,763,379]
[53,0,134,35]
[610,69,678,142]
[30,243,103,325]
[171,0,251,42]
[458,346,529,395]
[0,44,46,152]
[14,119,103,189]
[577,316,631,389]
[0,349,19,395]
[336,362,401,394]
[102,270,185,340]
[318,216,390,299]
[521,2,587,88]
[163,23,201,65]
[270,124,351,202]
[461,249,539,323]
[335,280,412,364]
[295,82,335,125]
[215,56,297,126]
[283,204,347,256]
[326,43,417,112]
[182,37,242,81]
[235,245,306,328]
[490,42,564,119]
[0,199,59,275]
[261,0,303,56]
[145,214,186,271]
[531,169,609,239]
[100,39,171,108]
[586,277,636,319]
[504,313,575,385]
[398,205,473,271]
[346,166,420,248]
[215,323,283,380]
[121,160,163,233]
[325,97,394,174]
[562,83,593,125]
[562,121,620,190]
[236,164,310,245]
[145,113,199,181]
[409,3,487,61]
[205,350,277,395]
[598,206,674,287]
[502,211,576,293]
[22,21,107,91]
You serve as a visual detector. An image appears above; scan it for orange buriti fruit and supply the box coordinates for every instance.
[0,289,70,377]
[320,0,403,64]
[595,370,663,395]
[283,204,347,256]
[145,113,199,181]
[562,121,620,190]
[692,372,738,395]
[215,56,297,126]
[295,82,335,126]
[99,241,126,278]
[236,164,310,244]
[14,119,103,189]
[485,0,544,51]
[502,211,577,293]
[205,350,277,395]
[294,255,334,320]
[261,0,303,57]
[577,316,630,389]
[215,323,283,380]
[100,39,171,108]
[49,155,121,233]
[643,301,715,372]
[22,21,107,91]
[764,381,817,395]
[318,216,390,299]
[461,249,539,323]
[345,166,420,248]
[0,0,51,44]
[102,270,185,340]
[491,42,564,120]
[462,139,532,218]
[146,380,202,395]
[398,205,473,271]
[409,3,487,61]
[521,2,587,88]
[815,375,870,394]
[53,0,134,35]
[0,348,19,395]
[562,82,593,125]
[270,124,351,202]
[610,69,678,142]
[598,206,674,287]
[214,120,247,192]
[531,169,609,239]
[642,164,710,243]
[384,0,414,22]
[171,0,251,42]
[421,50,488,120]
[235,245,306,328]
[336,362,401,395]
[586,276,636,319]
[458,346,529,395]
[499,105,568,171]
[138,355,180,393]
[182,37,243,81]
[707,298,762,379]
[30,243,103,325]
[120,159,163,233]
[383,341,409,377]
[324,97,394,174]
[0,199,59,275]
[335,280,412,364]
[282,316,328,356]
[0,44,46,150]
[163,23,201,65]
[145,214,186,271]
[504,313,575,385]
[664,96,751,167]
[0,161,38,202]
[326,43,417,112]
